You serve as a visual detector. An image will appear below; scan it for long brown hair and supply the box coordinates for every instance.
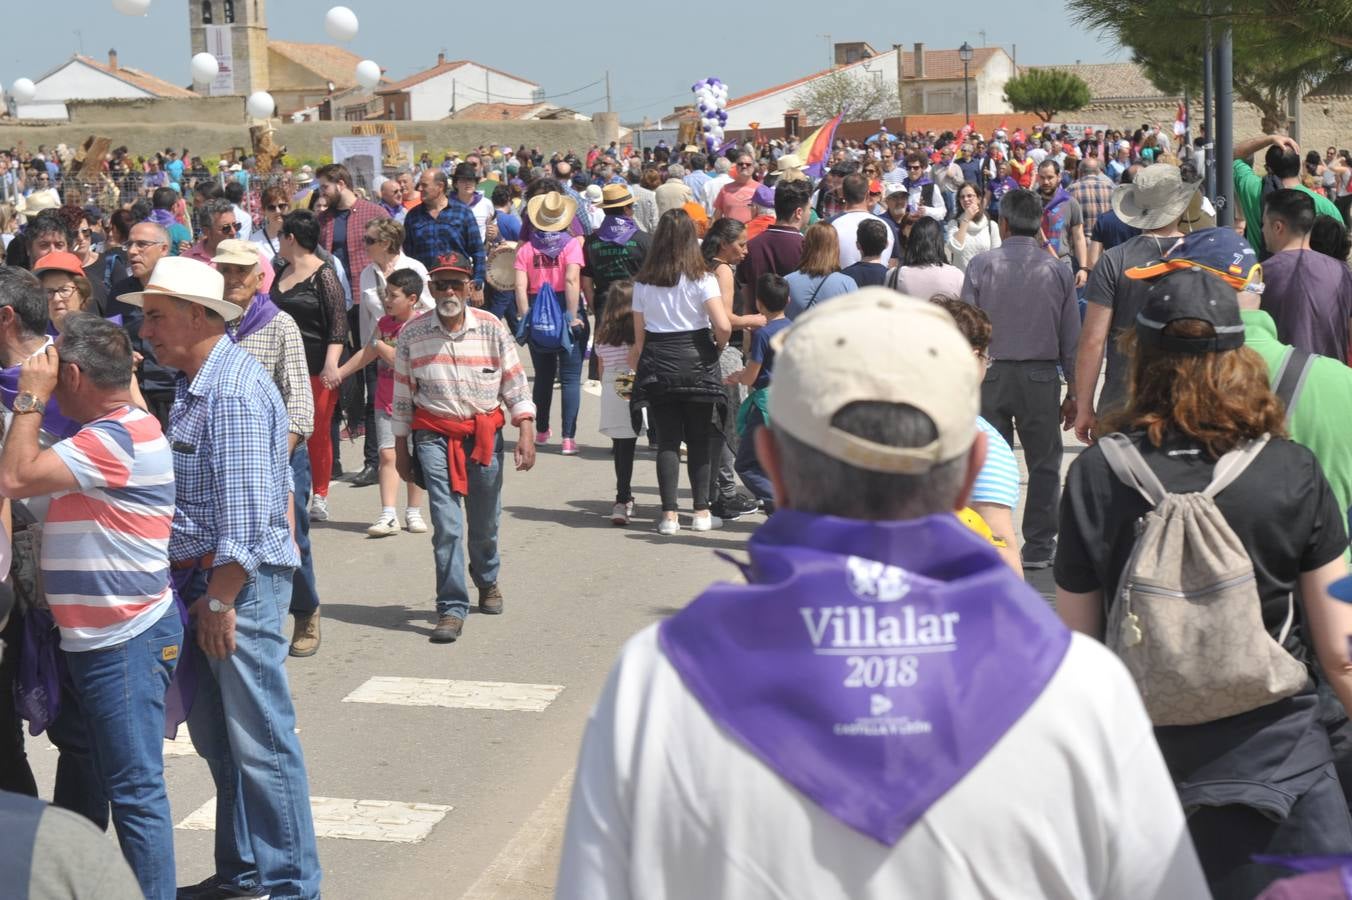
[595,280,635,346]
[634,209,707,287]
[1102,320,1286,459]
[797,222,842,277]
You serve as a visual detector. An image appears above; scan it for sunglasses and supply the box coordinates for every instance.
[907,164,923,170]
[362,236,382,245]
[219,222,240,234]
[431,278,467,291]
[267,203,289,212]
[737,162,754,168]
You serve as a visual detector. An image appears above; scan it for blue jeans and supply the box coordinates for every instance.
[288,447,319,615]
[415,430,503,619]
[528,317,587,439]
[186,565,320,900]
[64,603,182,900]
[734,402,773,501]
[485,288,520,335]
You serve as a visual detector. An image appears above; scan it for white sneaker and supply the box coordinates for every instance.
[367,514,400,538]
[309,495,329,522]
[404,510,428,533]
[691,513,723,532]
[610,502,631,526]
[657,517,680,536]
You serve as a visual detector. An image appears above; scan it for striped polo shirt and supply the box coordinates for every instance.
[43,406,175,652]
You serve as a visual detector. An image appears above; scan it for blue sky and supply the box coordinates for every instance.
[4,0,1127,121]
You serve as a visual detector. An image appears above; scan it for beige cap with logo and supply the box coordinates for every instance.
[768,287,980,474]
[211,239,261,267]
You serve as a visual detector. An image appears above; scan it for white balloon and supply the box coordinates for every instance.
[324,6,359,42]
[190,52,219,85]
[354,59,381,91]
[112,0,151,14]
[11,79,36,104]
[246,90,275,119]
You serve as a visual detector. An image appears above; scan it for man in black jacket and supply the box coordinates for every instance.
[107,221,176,431]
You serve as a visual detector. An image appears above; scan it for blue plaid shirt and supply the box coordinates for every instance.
[401,201,486,284]
[167,337,298,574]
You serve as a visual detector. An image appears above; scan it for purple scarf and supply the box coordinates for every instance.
[148,208,178,229]
[0,361,79,440]
[658,511,1071,845]
[1041,186,1073,216]
[529,228,574,259]
[903,175,933,190]
[231,293,280,342]
[596,214,638,246]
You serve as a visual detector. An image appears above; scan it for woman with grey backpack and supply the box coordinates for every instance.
[1054,264,1352,900]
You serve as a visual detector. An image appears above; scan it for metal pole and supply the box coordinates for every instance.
[1203,6,1215,199]
[963,61,970,124]
[1215,6,1234,227]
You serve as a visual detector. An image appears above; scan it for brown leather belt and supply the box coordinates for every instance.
[171,552,215,571]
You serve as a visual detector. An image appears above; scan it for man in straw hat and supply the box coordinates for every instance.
[393,251,536,645]
[557,288,1206,898]
[1073,163,1197,443]
[582,182,651,331]
[121,258,320,898]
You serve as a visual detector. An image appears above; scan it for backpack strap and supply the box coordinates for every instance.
[1272,347,1316,426]
[1098,433,1169,506]
[1203,434,1271,498]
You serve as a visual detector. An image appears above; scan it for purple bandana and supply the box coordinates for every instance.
[596,214,638,246]
[148,208,178,230]
[230,293,280,342]
[0,361,79,440]
[903,175,933,190]
[1042,186,1073,216]
[658,511,1071,845]
[529,228,574,258]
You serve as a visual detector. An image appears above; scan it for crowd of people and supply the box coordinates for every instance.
[0,113,1348,900]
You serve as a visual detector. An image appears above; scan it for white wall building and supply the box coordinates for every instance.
[11,51,194,120]
[376,54,540,121]
[725,43,1015,132]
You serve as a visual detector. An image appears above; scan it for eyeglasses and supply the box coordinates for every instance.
[219,222,240,234]
[45,284,77,300]
[266,203,289,213]
[362,236,381,245]
[431,278,467,292]
[127,239,167,251]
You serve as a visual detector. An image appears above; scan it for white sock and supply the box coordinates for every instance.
[382,506,396,520]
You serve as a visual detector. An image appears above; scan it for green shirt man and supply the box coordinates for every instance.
[1233,159,1343,253]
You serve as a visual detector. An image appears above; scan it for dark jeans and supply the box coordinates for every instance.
[289,446,320,615]
[485,288,520,335]
[360,363,378,470]
[980,359,1063,559]
[650,401,715,512]
[612,438,636,504]
[0,612,37,797]
[530,321,588,439]
[735,403,773,501]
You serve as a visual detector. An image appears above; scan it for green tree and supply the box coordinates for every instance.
[1002,69,1093,121]
[792,70,899,124]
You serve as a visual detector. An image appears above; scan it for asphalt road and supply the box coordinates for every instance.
[25,378,1074,899]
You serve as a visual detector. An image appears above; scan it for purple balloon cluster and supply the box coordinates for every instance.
[691,77,729,152]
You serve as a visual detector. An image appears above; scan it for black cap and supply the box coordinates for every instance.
[451,162,478,182]
[1135,267,1245,354]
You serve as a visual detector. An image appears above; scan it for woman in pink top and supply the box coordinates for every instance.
[515,189,586,454]
[887,217,965,298]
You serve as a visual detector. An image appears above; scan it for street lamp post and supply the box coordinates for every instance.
[958,41,974,125]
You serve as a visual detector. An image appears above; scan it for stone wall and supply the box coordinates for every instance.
[0,98,613,164]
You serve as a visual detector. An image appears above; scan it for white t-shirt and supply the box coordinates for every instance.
[632,275,720,333]
[558,626,1207,900]
[831,210,894,269]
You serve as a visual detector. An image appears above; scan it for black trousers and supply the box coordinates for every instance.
[612,438,637,505]
[649,401,715,512]
[980,359,1063,558]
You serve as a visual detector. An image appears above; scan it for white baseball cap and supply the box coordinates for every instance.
[768,288,980,474]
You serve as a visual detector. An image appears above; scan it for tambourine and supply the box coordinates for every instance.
[614,370,635,400]
[486,241,518,292]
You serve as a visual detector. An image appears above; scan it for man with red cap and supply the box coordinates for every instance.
[392,251,537,645]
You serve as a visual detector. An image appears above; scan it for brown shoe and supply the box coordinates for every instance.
[478,584,504,615]
[430,615,464,643]
[289,610,320,658]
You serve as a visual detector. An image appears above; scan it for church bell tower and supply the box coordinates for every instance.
[189,0,270,96]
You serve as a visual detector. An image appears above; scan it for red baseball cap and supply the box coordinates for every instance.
[429,251,472,277]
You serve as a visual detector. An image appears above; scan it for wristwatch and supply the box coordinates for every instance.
[206,596,234,613]
[13,392,44,415]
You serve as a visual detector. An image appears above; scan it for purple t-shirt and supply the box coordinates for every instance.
[1260,249,1352,361]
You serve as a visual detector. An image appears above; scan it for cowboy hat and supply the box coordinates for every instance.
[599,183,634,210]
[527,191,577,233]
[116,257,242,322]
[776,154,806,172]
[1177,189,1217,234]
[1111,164,1198,230]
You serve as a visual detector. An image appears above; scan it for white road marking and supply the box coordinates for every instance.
[177,796,452,843]
[342,676,564,712]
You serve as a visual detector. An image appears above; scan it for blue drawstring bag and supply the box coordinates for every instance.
[525,282,571,353]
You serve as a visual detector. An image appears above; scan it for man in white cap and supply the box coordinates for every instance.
[557,288,1207,899]
[121,258,320,899]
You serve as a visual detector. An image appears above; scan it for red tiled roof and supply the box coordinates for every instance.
[449,102,547,121]
[72,55,195,99]
[376,59,538,95]
[729,46,1004,108]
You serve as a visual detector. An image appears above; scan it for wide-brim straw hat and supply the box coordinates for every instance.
[527,191,577,233]
[1111,164,1198,230]
[600,183,634,209]
[116,257,242,322]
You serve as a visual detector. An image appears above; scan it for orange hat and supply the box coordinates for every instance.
[869,179,883,194]
[32,251,86,278]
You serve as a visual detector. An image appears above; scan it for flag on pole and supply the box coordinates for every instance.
[802,111,846,178]
[1173,101,1188,136]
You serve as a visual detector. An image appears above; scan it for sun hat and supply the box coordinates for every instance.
[599,183,634,210]
[116,257,241,322]
[1110,163,1198,230]
[776,154,806,172]
[527,191,577,233]
[1125,227,1262,293]
[211,238,261,268]
[31,251,87,278]
[583,184,604,207]
[767,287,980,475]
[1134,268,1246,354]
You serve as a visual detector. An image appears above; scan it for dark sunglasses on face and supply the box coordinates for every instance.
[362,236,380,245]
[267,203,289,212]
[219,222,239,234]
[907,164,923,170]
[431,278,466,292]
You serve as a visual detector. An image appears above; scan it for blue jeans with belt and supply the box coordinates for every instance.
[415,430,503,620]
[64,602,182,900]
[186,564,320,900]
